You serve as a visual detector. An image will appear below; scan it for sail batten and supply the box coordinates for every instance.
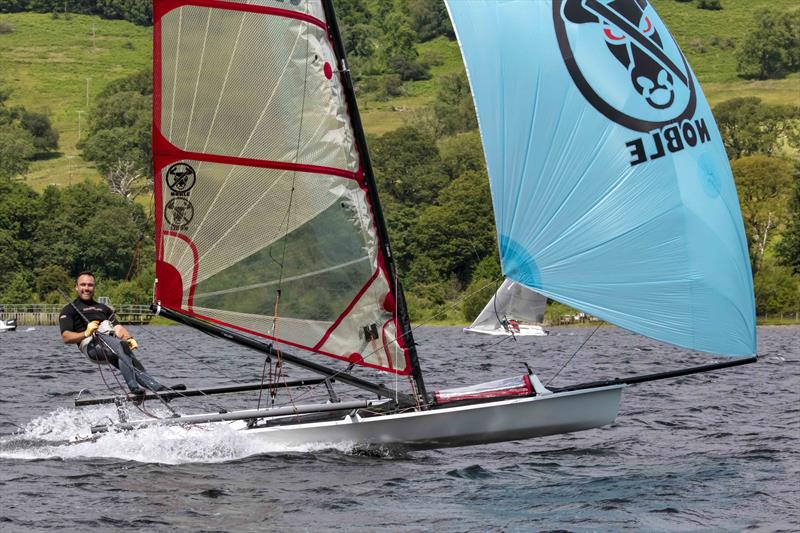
[154,0,412,374]
[447,0,756,356]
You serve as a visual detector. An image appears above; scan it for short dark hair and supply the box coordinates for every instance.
[76,271,96,282]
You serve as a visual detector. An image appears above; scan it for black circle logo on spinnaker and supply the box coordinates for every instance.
[166,163,196,193]
[552,0,697,133]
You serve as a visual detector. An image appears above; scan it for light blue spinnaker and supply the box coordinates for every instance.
[445,0,755,356]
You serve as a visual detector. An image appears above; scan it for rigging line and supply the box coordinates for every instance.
[262,23,313,413]
[92,337,161,419]
[490,278,515,340]
[124,325,234,412]
[125,195,154,281]
[168,6,183,140]
[394,268,399,404]
[405,277,502,334]
[276,21,312,292]
[546,322,603,387]
[256,348,271,410]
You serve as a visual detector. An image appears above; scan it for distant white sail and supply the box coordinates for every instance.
[464,279,547,336]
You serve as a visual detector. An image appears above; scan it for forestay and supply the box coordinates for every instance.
[446,0,756,356]
[153,0,411,374]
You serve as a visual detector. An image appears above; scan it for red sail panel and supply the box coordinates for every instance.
[153,0,410,374]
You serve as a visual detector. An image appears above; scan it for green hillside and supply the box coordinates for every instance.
[0,12,150,190]
[0,2,798,188]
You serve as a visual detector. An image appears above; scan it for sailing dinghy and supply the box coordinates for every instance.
[73,0,757,451]
[464,278,548,336]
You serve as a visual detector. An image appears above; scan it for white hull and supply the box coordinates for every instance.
[463,324,547,336]
[0,320,16,332]
[226,385,624,450]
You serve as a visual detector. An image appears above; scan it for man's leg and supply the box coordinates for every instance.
[95,333,166,392]
[87,336,141,393]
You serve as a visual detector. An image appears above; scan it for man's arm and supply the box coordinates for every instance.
[60,307,83,345]
[62,330,86,345]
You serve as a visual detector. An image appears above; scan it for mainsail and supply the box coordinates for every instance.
[153,0,413,374]
[446,0,756,356]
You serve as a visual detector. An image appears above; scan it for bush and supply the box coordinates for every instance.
[697,0,722,9]
[462,277,498,322]
[737,10,800,79]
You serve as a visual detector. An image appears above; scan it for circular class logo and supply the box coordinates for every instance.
[164,198,194,229]
[553,0,697,132]
[166,163,196,193]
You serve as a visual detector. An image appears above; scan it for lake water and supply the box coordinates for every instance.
[0,325,797,532]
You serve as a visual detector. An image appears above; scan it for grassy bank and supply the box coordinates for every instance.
[3,3,798,189]
[0,12,151,190]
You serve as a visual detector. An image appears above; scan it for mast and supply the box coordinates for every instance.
[321,0,428,402]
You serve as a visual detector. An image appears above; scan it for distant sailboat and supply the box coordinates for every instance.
[464,279,547,336]
[71,0,756,450]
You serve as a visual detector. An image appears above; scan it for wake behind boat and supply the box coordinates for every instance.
[66,0,757,451]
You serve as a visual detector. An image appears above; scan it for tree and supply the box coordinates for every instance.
[407,0,454,42]
[20,110,58,152]
[409,169,496,285]
[80,124,150,176]
[697,0,722,10]
[336,0,374,58]
[380,12,430,81]
[35,264,71,301]
[0,272,34,303]
[80,70,152,176]
[712,97,800,159]
[438,131,486,180]
[0,124,35,179]
[462,255,502,321]
[106,159,149,200]
[732,155,796,275]
[370,126,448,205]
[737,9,800,79]
[753,259,800,317]
[79,207,145,279]
[0,181,41,271]
[777,174,800,274]
[431,72,478,138]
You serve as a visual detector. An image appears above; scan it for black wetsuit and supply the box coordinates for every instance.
[59,299,118,334]
[59,299,163,393]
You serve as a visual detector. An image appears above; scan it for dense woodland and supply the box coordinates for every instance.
[0,0,798,324]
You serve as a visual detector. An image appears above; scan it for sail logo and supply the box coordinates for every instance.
[166,163,196,195]
[164,197,194,229]
[554,0,697,133]
[164,163,196,230]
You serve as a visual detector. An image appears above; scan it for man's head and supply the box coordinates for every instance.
[75,271,96,302]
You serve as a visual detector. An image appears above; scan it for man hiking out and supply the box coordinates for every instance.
[59,271,177,401]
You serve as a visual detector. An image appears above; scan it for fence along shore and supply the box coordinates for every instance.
[0,304,153,326]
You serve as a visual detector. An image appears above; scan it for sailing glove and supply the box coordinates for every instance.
[127,338,139,350]
[84,320,100,337]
